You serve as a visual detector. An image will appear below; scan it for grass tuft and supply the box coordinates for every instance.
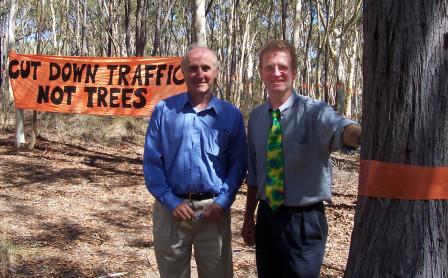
[0,238,16,277]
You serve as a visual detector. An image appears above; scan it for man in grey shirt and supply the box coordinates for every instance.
[241,40,361,277]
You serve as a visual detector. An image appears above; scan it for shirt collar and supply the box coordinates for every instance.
[278,91,298,113]
[180,92,219,115]
[268,90,299,113]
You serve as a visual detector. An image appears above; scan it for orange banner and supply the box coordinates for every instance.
[359,160,448,200]
[8,51,187,117]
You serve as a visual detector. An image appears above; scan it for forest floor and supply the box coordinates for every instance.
[0,127,359,278]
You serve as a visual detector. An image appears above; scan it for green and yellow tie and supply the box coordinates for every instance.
[265,109,285,210]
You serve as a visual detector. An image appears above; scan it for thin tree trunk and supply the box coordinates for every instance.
[193,0,207,46]
[49,0,59,54]
[81,0,87,55]
[322,0,332,103]
[265,1,274,43]
[152,0,162,56]
[229,0,238,103]
[235,2,252,108]
[281,0,288,40]
[314,0,322,100]
[107,0,113,56]
[293,0,302,89]
[27,0,46,151]
[303,0,314,97]
[334,29,347,114]
[76,0,80,54]
[8,0,25,148]
[345,30,358,118]
[124,0,131,56]
[224,0,235,101]
[135,0,148,56]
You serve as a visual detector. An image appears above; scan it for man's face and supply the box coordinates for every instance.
[259,50,296,96]
[182,48,218,96]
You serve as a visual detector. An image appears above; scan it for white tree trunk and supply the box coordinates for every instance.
[235,3,253,107]
[346,30,359,118]
[8,0,25,148]
[292,0,302,88]
[193,0,207,46]
[49,0,59,54]
[334,29,347,115]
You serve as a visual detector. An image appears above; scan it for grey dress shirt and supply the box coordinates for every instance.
[247,91,356,207]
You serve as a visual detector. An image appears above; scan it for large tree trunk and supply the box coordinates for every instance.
[345,0,448,277]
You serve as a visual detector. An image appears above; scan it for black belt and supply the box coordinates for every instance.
[175,192,216,200]
[260,199,324,212]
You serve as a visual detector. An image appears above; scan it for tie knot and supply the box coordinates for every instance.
[270,109,281,121]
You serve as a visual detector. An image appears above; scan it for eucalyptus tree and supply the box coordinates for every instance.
[193,0,207,46]
[8,0,25,148]
[346,0,448,276]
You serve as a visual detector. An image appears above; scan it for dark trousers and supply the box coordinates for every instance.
[255,200,328,278]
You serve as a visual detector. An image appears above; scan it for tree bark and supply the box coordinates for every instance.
[81,0,88,55]
[292,0,302,88]
[8,0,25,148]
[193,0,207,46]
[302,0,314,97]
[281,0,288,40]
[124,0,131,56]
[234,1,252,108]
[345,0,448,276]
[27,0,45,151]
[152,0,162,56]
[107,0,114,56]
[49,0,59,54]
[135,0,148,56]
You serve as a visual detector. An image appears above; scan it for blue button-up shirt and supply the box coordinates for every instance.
[143,92,247,212]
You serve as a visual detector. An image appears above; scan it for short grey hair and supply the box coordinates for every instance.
[181,44,220,70]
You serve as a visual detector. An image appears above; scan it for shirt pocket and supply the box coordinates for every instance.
[206,128,230,156]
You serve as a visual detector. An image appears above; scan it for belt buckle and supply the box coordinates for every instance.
[188,193,198,200]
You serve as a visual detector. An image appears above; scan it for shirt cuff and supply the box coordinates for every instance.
[161,192,183,212]
[214,193,232,212]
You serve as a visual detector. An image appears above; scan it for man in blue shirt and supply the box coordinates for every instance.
[143,45,247,278]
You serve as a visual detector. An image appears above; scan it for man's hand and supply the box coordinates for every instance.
[202,202,223,222]
[241,186,258,246]
[342,124,361,148]
[172,202,195,221]
[241,217,256,246]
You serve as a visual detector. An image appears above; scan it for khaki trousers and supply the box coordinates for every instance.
[152,200,233,278]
